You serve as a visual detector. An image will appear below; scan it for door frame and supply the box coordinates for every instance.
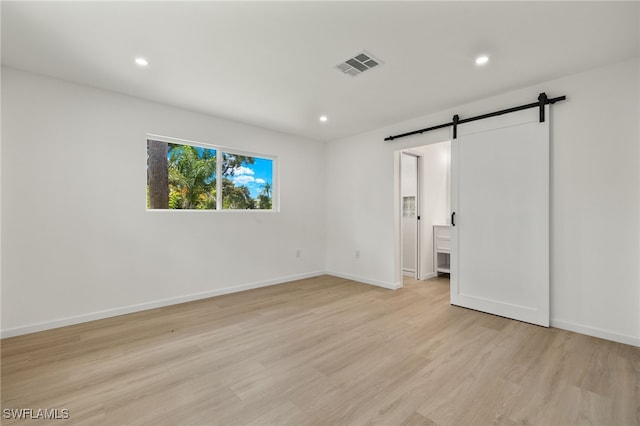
[394,141,451,286]
[400,151,421,280]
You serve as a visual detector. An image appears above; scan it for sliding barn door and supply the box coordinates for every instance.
[450,107,549,326]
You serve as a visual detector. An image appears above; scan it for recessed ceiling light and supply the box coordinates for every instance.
[135,57,149,67]
[319,115,328,123]
[475,55,489,66]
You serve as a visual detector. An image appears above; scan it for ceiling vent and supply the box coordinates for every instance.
[335,51,382,77]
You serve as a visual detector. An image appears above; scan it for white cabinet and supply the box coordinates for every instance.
[434,225,451,275]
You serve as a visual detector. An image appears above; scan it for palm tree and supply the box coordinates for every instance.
[262,182,272,197]
[257,182,272,209]
[168,145,216,209]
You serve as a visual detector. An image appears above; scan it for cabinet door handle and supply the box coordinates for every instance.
[451,212,456,226]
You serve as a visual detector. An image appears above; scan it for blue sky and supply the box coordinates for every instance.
[229,157,273,198]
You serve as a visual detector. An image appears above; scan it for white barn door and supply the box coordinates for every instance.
[450,107,549,327]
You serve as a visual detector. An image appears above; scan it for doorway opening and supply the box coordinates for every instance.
[398,140,451,283]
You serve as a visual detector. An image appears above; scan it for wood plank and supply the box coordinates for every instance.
[1,275,638,425]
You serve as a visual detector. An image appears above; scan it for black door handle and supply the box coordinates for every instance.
[451,212,456,226]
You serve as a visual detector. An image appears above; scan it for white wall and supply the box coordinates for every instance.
[3,60,639,347]
[326,132,400,289]
[1,67,326,337]
[326,58,640,346]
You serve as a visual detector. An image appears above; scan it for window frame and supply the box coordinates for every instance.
[146,134,278,212]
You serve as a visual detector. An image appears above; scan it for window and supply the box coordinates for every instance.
[147,139,275,211]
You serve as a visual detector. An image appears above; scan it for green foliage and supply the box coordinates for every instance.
[257,182,272,209]
[220,152,258,209]
[257,194,272,210]
[222,179,256,209]
[162,145,273,210]
[167,144,216,209]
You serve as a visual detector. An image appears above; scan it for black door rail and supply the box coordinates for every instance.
[385,92,566,141]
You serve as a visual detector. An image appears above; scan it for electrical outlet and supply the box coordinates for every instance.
[355,250,360,259]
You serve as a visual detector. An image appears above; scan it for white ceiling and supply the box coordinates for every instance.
[2,1,638,142]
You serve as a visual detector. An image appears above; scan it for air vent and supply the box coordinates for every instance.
[335,51,382,77]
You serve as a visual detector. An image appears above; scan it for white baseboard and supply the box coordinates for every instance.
[403,271,436,280]
[1,271,326,339]
[551,319,640,347]
[326,271,402,290]
[420,272,437,280]
[10,272,635,348]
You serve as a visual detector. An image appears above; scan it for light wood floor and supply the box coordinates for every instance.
[2,275,639,425]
